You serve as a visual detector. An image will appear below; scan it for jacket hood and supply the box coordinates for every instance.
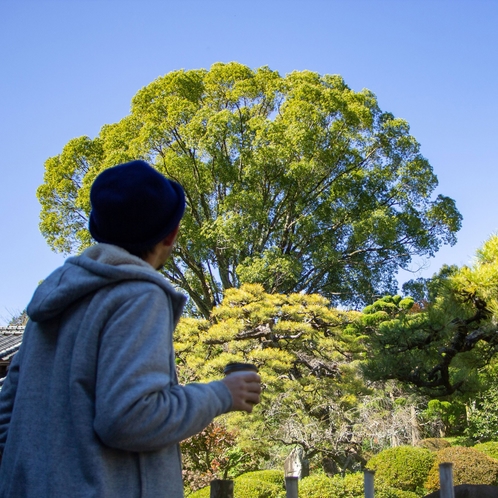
[27,244,186,324]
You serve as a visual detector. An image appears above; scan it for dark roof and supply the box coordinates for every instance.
[0,327,24,387]
[0,326,24,362]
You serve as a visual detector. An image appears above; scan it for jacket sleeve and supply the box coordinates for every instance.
[0,348,21,454]
[93,284,232,452]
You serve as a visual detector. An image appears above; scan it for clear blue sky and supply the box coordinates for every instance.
[1,0,497,324]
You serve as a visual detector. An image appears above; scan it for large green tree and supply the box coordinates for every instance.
[38,62,461,318]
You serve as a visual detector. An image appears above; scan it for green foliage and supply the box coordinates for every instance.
[188,486,210,498]
[237,470,284,486]
[233,479,281,498]
[38,62,461,317]
[417,438,451,452]
[441,436,474,447]
[172,232,498,483]
[188,471,420,498]
[473,441,498,460]
[175,235,498,485]
[421,400,467,437]
[37,136,102,254]
[181,421,261,493]
[360,235,498,397]
[175,284,369,471]
[453,234,498,317]
[299,472,419,498]
[401,265,458,305]
[366,446,435,493]
[189,470,286,498]
[234,472,284,498]
[425,446,498,491]
[466,385,498,442]
[299,473,356,498]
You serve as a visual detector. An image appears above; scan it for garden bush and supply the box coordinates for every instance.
[425,446,498,492]
[237,470,284,487]
[442,436,473,447]
[189,486,209,498]
[233,477,282,498]
[474,441,498,460]
[299,473,345,497]
[299,472,419,498]
[191,471,420,498]
[189,479,282,498]
[366,445,435,493]
[235,470,285,497]
[188,469,285,497]
[417,438,451,452]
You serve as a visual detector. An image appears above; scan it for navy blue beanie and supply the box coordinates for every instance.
[89,160,185,250]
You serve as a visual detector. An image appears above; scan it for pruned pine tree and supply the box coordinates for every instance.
[361,234,498,397]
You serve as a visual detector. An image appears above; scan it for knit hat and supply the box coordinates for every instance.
[89,160,185,250]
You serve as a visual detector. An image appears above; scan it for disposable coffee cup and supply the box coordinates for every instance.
[223,362,258,376]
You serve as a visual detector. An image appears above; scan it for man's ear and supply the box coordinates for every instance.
[163,225,179,246]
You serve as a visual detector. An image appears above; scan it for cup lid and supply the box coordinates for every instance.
[223,362,258,375]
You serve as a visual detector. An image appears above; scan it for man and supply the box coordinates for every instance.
[0,160,261,497]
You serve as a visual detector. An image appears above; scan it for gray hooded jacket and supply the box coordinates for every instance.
[0,244,232,497]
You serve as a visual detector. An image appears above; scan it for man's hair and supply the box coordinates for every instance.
[122,243,157,260]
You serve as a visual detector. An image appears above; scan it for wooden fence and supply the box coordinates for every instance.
[209,463,457,498]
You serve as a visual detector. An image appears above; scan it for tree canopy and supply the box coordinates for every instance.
[38,62,461,317]
[361,235,498,397]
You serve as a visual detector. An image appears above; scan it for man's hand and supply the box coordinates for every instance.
[221,371,262,413]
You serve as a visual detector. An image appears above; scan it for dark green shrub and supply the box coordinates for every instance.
[190,470,421,498]
[299,473,348,497]
[238,469,284,487]
[442,436,473,447]
[422,399,467,437]
[189,486,210,498]
[299,472,419,498]
[233,478,281,498]
[234,470,285,498]
[425,446,498,492]
[417,438,452,452]
[474,441,498,460]
[366,445,435,493]
[189,473,284,498]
